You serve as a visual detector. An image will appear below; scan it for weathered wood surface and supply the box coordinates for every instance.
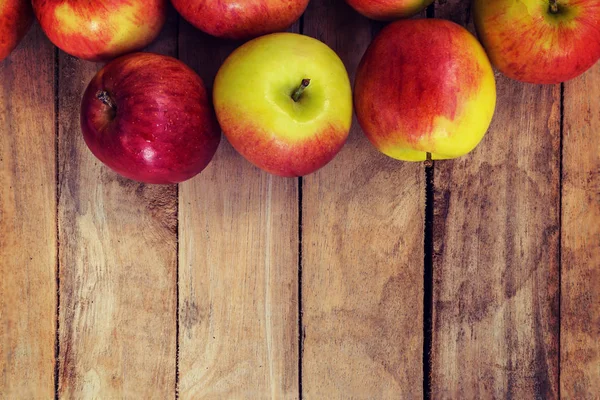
[431,0,561,398]
[0,25,57,399]
[55,11,178,398]
[301,1,425,398]
[0,2,599,399]
[177,20,300,399]
[561,62,600,398]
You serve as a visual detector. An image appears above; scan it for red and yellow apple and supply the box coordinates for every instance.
[81,52,221,184]
[345,0,434,20]
[171,0,309,40]
[474,0,600,84]
[354,19,496,162]
[213,33,353,177]
[0,0,32,61]
[32,0,167,61]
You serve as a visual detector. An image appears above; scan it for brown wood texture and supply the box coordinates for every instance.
[431,1,561,398]
[0,25,57,398]
[301,1,425,397]
[55,11,179,398]
[177,21,300,399]
[2,3,600,399]
[561,62,600,398]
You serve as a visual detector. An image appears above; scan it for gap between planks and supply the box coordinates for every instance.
[423,5,436,400]
[557,81,565,400]
[175,14,182,400]
[297,13,306,400]
[53,45,60,400]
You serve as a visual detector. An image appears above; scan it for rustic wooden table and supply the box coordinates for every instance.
[1,0,598,398]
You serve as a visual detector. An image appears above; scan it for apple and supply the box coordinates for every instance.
[80,52,221,184]
[354,19,496,162]
[171,0,309,40]
[345,0,434,20]
[473,0,600,84]
[0,0,33,61]
[213,33,352,177]
[32,0,167,61]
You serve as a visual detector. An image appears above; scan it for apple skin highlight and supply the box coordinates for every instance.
[172,0,310,40]
[0,0,33,61]
[346,0,434,20]
[354,19,496,162]
[473,0,600,84]
[81,53,221,184]
[32,0,166,61]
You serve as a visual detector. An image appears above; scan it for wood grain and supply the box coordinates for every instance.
[177,21,300,399]
[431,1,561,398]
[561,63,600,398]
[0,25,57,399]
[56,11,178,398]
[302,1,425,397]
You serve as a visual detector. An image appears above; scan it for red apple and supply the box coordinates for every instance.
[0,0,33,61]
[81,52,221,184]
[32,0,167,61]
[354,19,496,161]
[171,0,309,40]
[473,0,600,84]
[345,0,434,20]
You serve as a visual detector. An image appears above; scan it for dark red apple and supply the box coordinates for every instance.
[0,0,33,61]
[81,52,221,184]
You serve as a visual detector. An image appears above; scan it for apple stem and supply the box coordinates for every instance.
[549,0,559,13]
[424,152,433,168]
[96,90,116,111]
[292,79,311,102]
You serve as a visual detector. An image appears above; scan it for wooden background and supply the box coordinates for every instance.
[1,0,598,398]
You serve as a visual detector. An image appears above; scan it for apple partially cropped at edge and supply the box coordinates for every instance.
[0,0,33,61]
[473,0,600,84]
[171,0,309,40]
[213,33,353,177]
[354,19,496,162]
[32,0,167,61]
[81,53,221,184]
[345,0,434,20]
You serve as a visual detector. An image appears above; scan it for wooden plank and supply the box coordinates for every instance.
[177,22,300,399]
[0,25,56,398]
[561,63,600,398]
[301,1,425,397]
[431,1,561,398]
[56,10,179,398]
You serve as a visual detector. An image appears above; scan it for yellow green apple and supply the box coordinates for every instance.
[354,19,496,162]
[473,0,600,84]
[32,0,167,61]
[213,33,353,177]
[345,0,434,20]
